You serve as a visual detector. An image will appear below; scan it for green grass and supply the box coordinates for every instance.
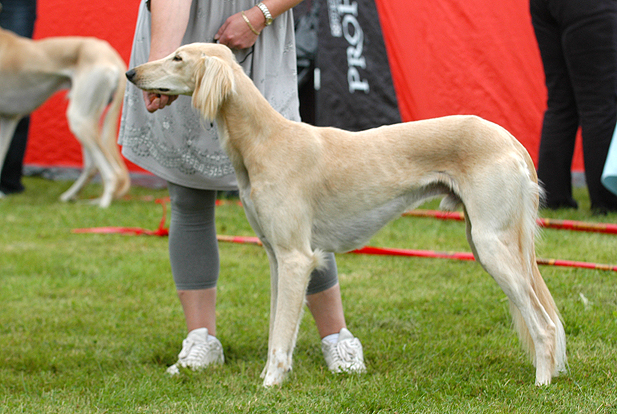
[1,177,616,413]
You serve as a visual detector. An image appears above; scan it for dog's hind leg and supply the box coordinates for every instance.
[60,147,97,203]
[65,71,119,207]
[464,200,564,385]
[471,236,558,384]
[262,248,322,387]
[65,114,116,207]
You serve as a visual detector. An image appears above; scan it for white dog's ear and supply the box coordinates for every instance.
[192,56,235,121]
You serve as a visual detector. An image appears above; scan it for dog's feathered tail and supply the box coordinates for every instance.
[509,159,567,378]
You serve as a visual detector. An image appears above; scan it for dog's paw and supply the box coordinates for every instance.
[59,192,77,203]
[261,353,291,387]
[535,367,553,386]
[262,368,286,387]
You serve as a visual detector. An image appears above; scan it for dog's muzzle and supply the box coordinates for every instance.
[125,69,136,82]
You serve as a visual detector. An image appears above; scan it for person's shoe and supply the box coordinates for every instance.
[321,328,366,373]
[166,328,224,375]
[0,184,25,197]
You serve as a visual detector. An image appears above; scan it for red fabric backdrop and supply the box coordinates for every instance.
[374,0,584,171]
[24,0,584,173]
[25,0,144,172]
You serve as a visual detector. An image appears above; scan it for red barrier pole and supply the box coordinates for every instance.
[215,235,617,272]
[72,200,617,272]
[72,198,169,236]
[403,210,617,235]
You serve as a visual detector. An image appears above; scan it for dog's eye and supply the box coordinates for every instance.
[172,55,183,62]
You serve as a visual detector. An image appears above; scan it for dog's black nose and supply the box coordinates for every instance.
[125,68,136,81]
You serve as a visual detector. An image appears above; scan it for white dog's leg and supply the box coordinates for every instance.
[60,148,97,203]
[469,227,558,385]
[65,101,117,208]
[260,240,279,379]
[262,249,317,387]
[237,193,280,379]
[66,68,123,208]
[94,158,116,208]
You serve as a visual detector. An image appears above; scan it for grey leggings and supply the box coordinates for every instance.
[168,182,339,294]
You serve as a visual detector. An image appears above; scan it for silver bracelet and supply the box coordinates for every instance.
[257,2,273,26]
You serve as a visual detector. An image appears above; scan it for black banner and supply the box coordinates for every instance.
[316,0,400,130]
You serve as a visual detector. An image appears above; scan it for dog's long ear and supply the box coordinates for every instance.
[192,56,235,121]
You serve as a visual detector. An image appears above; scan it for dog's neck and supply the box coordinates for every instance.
[215,65,291,172]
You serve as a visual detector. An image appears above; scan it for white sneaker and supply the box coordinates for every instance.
[166,328,224,375]
[321,328,366,373]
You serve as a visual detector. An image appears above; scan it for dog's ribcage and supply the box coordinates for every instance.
[305,129,461,252]
[310,189,447,253]
[0,73,69,116]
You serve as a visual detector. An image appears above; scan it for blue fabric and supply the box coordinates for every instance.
[602,127,617,196]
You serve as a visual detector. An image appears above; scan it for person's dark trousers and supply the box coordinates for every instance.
[0,0,37,194]
[531,0,617,212]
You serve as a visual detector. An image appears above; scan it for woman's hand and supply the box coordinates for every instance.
[214,8,263,50]
[143,91,179,113]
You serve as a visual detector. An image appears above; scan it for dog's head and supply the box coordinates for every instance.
[126,42,236,120]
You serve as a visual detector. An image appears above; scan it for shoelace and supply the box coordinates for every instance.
[333,339,361,365]
[178,339,211,363]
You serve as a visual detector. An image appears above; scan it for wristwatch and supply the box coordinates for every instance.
[257,2,274,26]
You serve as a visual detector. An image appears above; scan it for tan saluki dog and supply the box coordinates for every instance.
[0,27,129,207]
[126,43,567,387]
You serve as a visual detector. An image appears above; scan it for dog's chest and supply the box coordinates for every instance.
[310,195,414,252]
[0,74,69,115]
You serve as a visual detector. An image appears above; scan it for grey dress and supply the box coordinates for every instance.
[119,0,300,190]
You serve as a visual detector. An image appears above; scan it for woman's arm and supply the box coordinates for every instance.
[215,0,304,50]
[143,0,304,112]
[143,0,192,112]
[148,0,192,61]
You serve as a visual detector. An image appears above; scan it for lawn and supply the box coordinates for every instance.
[1,177,616,413]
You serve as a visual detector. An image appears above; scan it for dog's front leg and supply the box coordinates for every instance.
[262,250,316,387]
[259,240,278,379]
[237,194,280,379]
